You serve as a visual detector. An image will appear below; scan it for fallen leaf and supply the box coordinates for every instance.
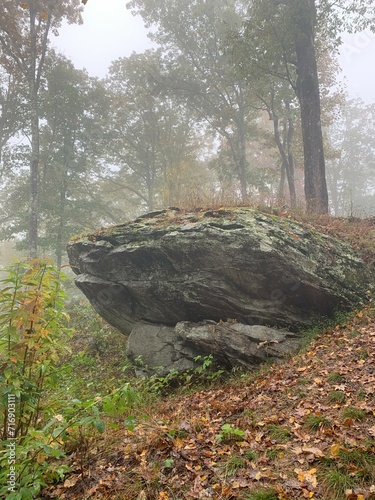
[301,446,324,457]
[63,476,80,488]
[330,443,341,457]
[295,468,317,488]
[343,417,354,427]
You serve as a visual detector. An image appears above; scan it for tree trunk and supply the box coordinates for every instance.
[56,187,66,269]
[285,104,297,207]
[28,6,39,258]
[273,116,296,208]
[293,0,328,214]
[278,159,286,205]
[235,84,248,203]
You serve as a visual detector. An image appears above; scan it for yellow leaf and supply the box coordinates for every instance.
[297,470,305,481]
[221,484,232,496]
[174,437,184,449]
[295,468,317,487]
[20,3,28,8]
[330,444,341,457]
[357,310,363,318]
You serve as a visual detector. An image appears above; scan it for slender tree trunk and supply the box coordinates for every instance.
[56,147,70,269]
[146,168,155,211]
[237,85,248,203]
[283,116,297,208]
[273,116,297,208]
[278,160,286,205]
[28,6,39,258]
[326,161,340,216]
[293,0,328,213]
[56,188,66,269]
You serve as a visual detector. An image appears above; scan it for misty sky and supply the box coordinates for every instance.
[53,0,375,104]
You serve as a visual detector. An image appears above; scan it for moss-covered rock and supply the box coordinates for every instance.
[67,208,373,335]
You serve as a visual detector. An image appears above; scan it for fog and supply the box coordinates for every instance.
[0,0,374,265]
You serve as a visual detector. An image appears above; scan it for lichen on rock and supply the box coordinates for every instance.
[67,207,373,372]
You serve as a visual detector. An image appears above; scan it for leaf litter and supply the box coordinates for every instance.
[46,304,375,500]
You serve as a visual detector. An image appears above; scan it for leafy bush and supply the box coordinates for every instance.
[0,261,141,499]
[0,260,72,498]
[0,260,72,439]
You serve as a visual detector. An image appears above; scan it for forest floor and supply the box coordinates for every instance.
[46,301,375,500]
[42,214,375,500]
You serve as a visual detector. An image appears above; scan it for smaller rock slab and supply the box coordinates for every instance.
[127,320,301,376]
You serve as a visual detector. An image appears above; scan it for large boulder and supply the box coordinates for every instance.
[67,207,372,336]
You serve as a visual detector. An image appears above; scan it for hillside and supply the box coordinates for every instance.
[47,303,375,500]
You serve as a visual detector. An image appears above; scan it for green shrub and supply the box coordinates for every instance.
[0,260,73,498]
[0,261,139,499]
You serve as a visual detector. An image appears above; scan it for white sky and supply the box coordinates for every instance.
[52,0,154,76]
[338,30,375,103]
[52,0,375,104]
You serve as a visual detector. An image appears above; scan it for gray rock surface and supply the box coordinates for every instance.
[127,322,198,376]
[127,320,301,376]
[67,207,372,334]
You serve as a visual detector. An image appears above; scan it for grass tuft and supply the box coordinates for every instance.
[328,390,347,404]
[305,414,332,431]
[319,468,355,498]
[223,455,246,477]
[268,424,291,442]
[243,488,279,500]
[327,372,344,384]
[342,406,367,421]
